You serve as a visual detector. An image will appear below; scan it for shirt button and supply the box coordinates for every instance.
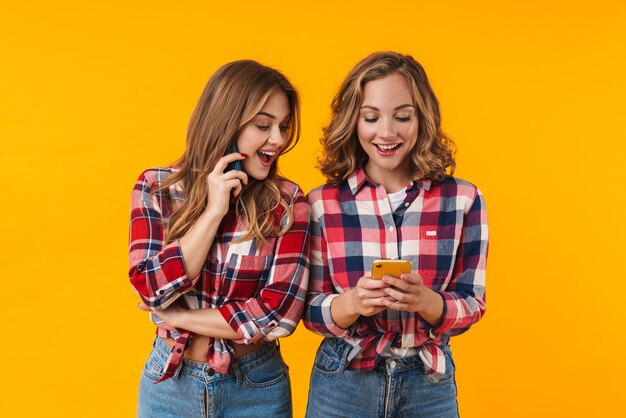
[409,181,414,186]
[389,360,397,369]
[404,202,410,207]
[207,368,216,376]
[388,226,394,232]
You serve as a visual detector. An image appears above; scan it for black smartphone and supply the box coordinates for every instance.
[225,143,242,172]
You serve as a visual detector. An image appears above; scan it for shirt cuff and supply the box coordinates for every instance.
[428,291,456,338]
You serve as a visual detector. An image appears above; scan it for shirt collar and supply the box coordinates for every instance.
[346,167,432,196]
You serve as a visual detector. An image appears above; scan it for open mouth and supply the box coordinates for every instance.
[257,150,277,166]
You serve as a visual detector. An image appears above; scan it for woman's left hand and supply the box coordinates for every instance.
[380,274,444,325]
[137,302,186,330]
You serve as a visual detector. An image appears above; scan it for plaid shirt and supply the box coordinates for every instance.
[303,167,488,380]
[129,168,310,382]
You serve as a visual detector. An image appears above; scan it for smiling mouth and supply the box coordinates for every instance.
[257,150,277,165]
[374,143,401,153]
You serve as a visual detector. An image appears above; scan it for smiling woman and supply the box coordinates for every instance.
[304,52,488,418]
[127,60,310,418]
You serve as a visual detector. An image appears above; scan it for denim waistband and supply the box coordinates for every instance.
[152,337,279,382]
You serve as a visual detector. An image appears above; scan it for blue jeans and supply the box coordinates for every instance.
[138,337,292,418]
[305,338,459,418]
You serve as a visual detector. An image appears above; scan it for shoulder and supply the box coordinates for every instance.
[432,176,484,212]
[307,182,344,221]
[307,182,342,204]
[277,178,306,202]
[134,167,176,192]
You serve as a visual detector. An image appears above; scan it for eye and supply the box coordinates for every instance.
[395,116,412,122]
[364,117,379,123]
[256,124,270,131]
[280,125,290,132]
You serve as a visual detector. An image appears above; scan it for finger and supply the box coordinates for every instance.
[382,276,411,291]
[222,170,249,185]
[232,181,243,198]
[401,273,423,285]
[137,302,151,312]
[383,287,414,302]
[360,278,390,290]
[362,297,387,307]
[214,153,248,174]
[359,289,389,299]
[381,297,411,311]
[225,179,245,194]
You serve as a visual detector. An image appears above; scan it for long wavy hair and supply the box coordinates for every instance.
[156,60,301,244]
[319,51,455,184]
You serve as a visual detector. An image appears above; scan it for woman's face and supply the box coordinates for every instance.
[237,90,291,181]
[357,73,419,184]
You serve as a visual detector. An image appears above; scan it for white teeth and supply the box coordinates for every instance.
[376,144,400,150]
[259,151,276,156]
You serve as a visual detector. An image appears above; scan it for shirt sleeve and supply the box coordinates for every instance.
[128,170,198,310]
[302,197,353,339]
[429,187,488,338]
[217,187,311,344]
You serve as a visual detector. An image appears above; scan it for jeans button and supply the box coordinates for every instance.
[389,360,397,369]
[207,368,215,376]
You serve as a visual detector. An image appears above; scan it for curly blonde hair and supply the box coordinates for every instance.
[319,51,455,184]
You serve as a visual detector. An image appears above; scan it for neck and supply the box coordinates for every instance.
[363,161,411,193]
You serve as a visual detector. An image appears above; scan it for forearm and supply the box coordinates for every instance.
[178,210,223,279]
[176,308,240,340]
[418,288,444,326]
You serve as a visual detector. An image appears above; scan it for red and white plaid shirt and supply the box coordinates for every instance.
[129,168,310,382]
[303,167,488,380]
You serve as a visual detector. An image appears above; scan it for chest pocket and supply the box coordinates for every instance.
[417,225,458,287]
[223,254,272,301]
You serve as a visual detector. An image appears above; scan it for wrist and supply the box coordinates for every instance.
[420,289,444,325]
[201,208,225,223]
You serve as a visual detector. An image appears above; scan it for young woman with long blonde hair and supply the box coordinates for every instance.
[304,52,489,417]
[128,60,310,417]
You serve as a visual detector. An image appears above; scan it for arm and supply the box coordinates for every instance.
[380,188,488,335]
[128,169,198,309]
[302,200,388,337]
[429,187,488,337]
[138,302,240,339]
[129,157,247,310]
[216,187,311,344]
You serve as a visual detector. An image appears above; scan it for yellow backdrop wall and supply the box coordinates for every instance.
[1,1,624,417]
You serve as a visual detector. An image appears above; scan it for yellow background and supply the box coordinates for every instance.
[1,1,624,416]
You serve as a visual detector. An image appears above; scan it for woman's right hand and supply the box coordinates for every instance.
[349,274,390,317]
[205,153,248,217]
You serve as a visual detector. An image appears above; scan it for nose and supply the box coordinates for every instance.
[268,125,287,148]
[379,118,397,139]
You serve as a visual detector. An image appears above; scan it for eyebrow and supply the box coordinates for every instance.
[360,104,415,111]
[256,111,291,121]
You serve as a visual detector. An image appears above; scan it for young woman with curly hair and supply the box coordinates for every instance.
[304,51,489,418]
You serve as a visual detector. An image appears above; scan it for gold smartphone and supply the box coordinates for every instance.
[371,259,412,279]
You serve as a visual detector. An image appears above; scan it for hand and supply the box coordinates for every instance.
[348,274,390,317]
[380,274,444,325]
[205,153,248,217]
[137,302,186,331]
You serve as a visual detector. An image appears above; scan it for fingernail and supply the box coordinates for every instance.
[240,153,248,158]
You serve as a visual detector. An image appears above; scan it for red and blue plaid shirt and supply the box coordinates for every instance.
[303,167,488,380]
[129,168,310,382]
